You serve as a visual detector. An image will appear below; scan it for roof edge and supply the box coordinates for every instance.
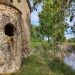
[0,2,22,15]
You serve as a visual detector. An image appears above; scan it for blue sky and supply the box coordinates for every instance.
[65,28,74,39]
[65,16,75,39]
[31,5,42,25]
[30,1,42,25]
[31,10,39,25]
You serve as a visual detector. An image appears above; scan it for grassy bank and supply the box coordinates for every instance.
[12,41,75,75]
[12,55,75,75]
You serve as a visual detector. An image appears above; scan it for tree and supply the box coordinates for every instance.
[38,0,67,43]
[31,0,75,43]
[30,25,43,42]
[32,0,71,9]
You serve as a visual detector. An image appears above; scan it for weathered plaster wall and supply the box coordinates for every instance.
[0,0,31,74]
[0,3,22,74]
[12,0,31,57]
[0,0,31,58]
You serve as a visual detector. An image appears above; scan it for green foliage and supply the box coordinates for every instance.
[67,38,75,42]
[30,25,43,42]
[39,0,67,43]
[32,0,71,8]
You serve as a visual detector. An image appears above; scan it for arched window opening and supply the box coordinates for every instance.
[10,0,13,2]
[18,0,21,2]
[4,23,15,37]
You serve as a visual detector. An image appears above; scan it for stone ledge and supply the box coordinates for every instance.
[0,2,22,15]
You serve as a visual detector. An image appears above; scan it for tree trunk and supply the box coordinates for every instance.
[48,36,49,43]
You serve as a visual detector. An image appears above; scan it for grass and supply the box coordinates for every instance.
[12,55,52,75]
[11,55,75,75]
[48,58,75,75]
[11,41,75,75]
[62,42,75,45]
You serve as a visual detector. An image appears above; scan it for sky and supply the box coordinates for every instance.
[30,0,42,25]
[65,16,75,39]
[31,6,42,25]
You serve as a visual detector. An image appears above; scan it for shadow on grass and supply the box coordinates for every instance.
[48,58,75,75]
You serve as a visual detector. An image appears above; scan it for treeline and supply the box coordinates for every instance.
[31,0,75,44]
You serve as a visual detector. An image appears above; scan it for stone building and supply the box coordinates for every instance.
[0,0,31,74]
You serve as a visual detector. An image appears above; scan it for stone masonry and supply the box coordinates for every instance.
[0,0,31,74]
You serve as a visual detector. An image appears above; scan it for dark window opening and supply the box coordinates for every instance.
[10,0,13,2]
[5,23,15,37]
[18,0,21,2]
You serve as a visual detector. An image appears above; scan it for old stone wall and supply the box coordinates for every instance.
[0,0,31,58]
[0,3,22,74]
[0,0,9,3]
[12,0,31,57]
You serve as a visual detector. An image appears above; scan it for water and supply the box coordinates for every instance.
[64,53,75,70]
